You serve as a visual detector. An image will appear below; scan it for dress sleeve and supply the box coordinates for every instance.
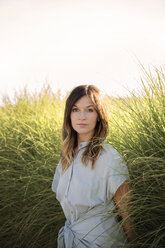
[107,149,129,200]
[52,161,61,193]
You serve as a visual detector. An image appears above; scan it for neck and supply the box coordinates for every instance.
[77,133,94,146]
[77,139,90,147]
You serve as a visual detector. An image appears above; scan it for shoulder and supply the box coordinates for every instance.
[101,141,123,160]
[56,160,62,172]
[99,141,128,173]
[53,160,62,177]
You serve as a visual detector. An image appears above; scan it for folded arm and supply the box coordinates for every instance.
[113,180,136,244]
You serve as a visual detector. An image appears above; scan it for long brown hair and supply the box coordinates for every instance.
[61,85,109,172]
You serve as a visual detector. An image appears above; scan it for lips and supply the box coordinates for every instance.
[77,124,87,127]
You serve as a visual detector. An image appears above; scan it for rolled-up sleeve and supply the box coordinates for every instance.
[107,150,129,199]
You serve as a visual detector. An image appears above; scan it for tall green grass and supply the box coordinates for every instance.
[107,67,165,247]
[0,68,165,247]
[0,86,65,248]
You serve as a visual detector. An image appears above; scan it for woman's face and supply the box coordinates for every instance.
[70,95,98,143]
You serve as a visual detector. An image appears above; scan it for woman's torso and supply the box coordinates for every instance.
[52,141,129,247]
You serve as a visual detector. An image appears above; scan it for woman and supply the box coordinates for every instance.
[52,85,135,247]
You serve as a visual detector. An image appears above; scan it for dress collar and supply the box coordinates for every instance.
[78,141,89,150]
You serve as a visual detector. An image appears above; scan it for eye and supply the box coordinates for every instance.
[72,108,78,112]
[88,108,94,112]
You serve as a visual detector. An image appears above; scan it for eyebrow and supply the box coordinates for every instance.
[72,104,94,107]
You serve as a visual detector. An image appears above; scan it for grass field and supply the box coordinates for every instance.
[0,68,165,247]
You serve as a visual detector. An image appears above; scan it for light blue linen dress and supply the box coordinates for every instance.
[52,141,129,248]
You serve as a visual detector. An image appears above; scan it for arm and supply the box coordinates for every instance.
[113,180,136,244]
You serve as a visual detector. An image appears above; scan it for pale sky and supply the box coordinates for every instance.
[0,0,165,104]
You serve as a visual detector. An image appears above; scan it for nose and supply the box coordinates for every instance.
[79,110,86,119]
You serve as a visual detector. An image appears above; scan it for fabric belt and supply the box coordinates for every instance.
[58,220,75,248]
